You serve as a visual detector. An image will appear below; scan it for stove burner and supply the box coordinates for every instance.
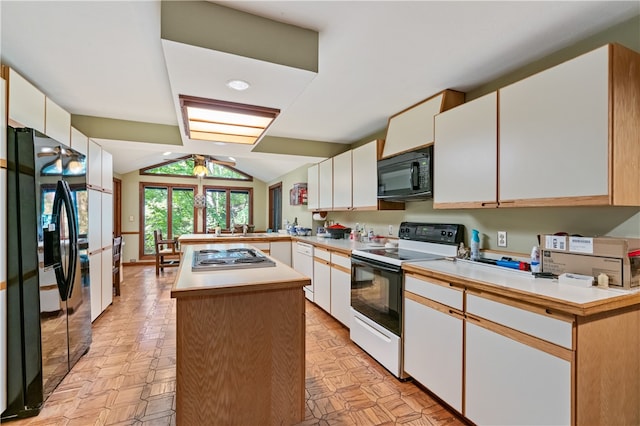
[233,257,265,264]
[199,259,226,265]
[198,249,221,254]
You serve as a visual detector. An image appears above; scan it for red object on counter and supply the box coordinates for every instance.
[327,224,347,229]
[628,249,640,257]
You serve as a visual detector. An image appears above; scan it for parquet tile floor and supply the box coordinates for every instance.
[6,265,466,426]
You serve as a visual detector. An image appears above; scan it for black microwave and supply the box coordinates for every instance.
[377,147,433,201]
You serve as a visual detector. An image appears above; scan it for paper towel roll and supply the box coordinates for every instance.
[312,212,327,221]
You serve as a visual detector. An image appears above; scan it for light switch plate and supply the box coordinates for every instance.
[497,231,507,247]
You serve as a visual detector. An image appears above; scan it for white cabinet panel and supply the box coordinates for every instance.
[89,252,102,321]
[101,150,113,192]
[318,159,333,210]
[466,322,571,426]
[404,298,463,412]
[7,68,45,132]
[467,293,573,349]
[269,241,291,266]
[70,127,88,156]
[434,92,497,207]
[351,140,378,209]
[307,164,319,211]
[0,169,6,413]
[330,253,351,327]
[87,139,102,189]
[499,46,609,201]
[87,189,102,253]
[101,192,113,248]
[293,243,314,301]
[0,286,5,414]
[44,98,70,146]
[405,275,463,310]
[383,93,443,158]
[332,150,352,210]
[1,77,6,160]
[313,250,331,313]
[101,248,113,311]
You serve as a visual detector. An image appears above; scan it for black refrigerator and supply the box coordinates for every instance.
[2,126,92,420]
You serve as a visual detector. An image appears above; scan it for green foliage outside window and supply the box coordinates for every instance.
[143,157,250,180]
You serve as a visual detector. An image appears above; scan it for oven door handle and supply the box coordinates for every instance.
[351,255,402,273]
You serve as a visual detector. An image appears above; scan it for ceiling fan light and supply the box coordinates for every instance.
[193,164,208,177]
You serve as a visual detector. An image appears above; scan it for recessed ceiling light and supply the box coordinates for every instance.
[215,142,226,146]
[226,79,250,91]
[163,151,172,156]
[228,156,236,162]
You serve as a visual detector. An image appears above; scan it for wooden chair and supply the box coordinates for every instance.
[113,236,123,296]
[154,230,180,276]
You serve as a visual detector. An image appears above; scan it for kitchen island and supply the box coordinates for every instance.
[171,244,309,425]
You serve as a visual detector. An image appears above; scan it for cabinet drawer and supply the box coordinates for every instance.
[314,247,330,262]
[330,252,350,269]
[405,274,463,310]
[467,293,573,349]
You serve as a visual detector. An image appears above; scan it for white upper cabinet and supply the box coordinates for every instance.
[499,43,640,207]
[87,139,102,189]
[434,92,498,208]
[332,150,352,210]
[70,127,88,156]
[318,158,333,210]
[307,164,319,211]
[44,98,71,146]
[351,140,379,209]
[383,89,464,159]
[101,150,113,192]
[5,67,45,133]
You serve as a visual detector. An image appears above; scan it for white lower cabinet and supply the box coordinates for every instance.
[465,320,571,426]
[330,252,351,327]
[89,252,102,321]
[404,297,463,412]
[270,241,291,266]
[313,248,331,313]
[293,242,314,301]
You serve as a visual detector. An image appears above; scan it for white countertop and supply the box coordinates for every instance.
[171,244,310,298]
[405,258,640,315]
[293,236,385,253]
[178,233,291,242]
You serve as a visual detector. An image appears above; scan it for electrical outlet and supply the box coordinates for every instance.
[388,225,393,236]
[497,231,507,247]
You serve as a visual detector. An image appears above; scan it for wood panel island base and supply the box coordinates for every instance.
[171,244,309,425]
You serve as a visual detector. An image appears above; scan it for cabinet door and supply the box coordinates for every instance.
[101,150,113,192]
[383,93,444,158]
[499,46,609,205]
[87,140,102,189]
[101,248,113,311]
[0,169,6,413]
[351,140,378,209]
[87,189,102,253]
[330,253,351,327]
[89,251,102,321]
[313,254,331,313]
[404,296,463,412]
[7,68,45,132]
[44,98,71,146]
[465,321,571,425]
[434,92,497,208]
[332,150,352,210]
[318,159,333,210]
[270,241,291,266]
[307,164,319,211]
[70,127,88,156]
[101,192,113,250]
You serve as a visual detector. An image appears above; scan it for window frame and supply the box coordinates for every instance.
[203,185,254,231]
[139,182,197,260]
[139,155,253,182]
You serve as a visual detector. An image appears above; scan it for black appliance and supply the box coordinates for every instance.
[191,248,276,271]
[2,127,91,420]
[350,222,463,378]
[377,147,433,201]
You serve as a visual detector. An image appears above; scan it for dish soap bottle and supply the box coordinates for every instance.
[470,229,480,261]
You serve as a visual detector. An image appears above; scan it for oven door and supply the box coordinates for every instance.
[350,254,402,336]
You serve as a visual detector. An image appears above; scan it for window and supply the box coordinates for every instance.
[204,186,253,230]
[140,183,196,256]
[141,156,252,181]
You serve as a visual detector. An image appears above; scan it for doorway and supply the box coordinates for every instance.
[268,182,282,232]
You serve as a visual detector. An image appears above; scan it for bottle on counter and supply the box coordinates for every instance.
[530,245,541,273]
[470,229,480,261]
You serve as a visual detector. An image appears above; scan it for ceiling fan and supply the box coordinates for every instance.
[192,154,236,177]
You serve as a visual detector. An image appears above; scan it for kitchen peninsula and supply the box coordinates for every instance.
[170,244,309,425]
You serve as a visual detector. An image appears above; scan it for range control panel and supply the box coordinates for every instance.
[398,222,464,245]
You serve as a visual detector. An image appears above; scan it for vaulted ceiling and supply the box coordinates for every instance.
[1,1,638,182]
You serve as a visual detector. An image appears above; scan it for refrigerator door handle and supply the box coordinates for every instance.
[52,180,79,302]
